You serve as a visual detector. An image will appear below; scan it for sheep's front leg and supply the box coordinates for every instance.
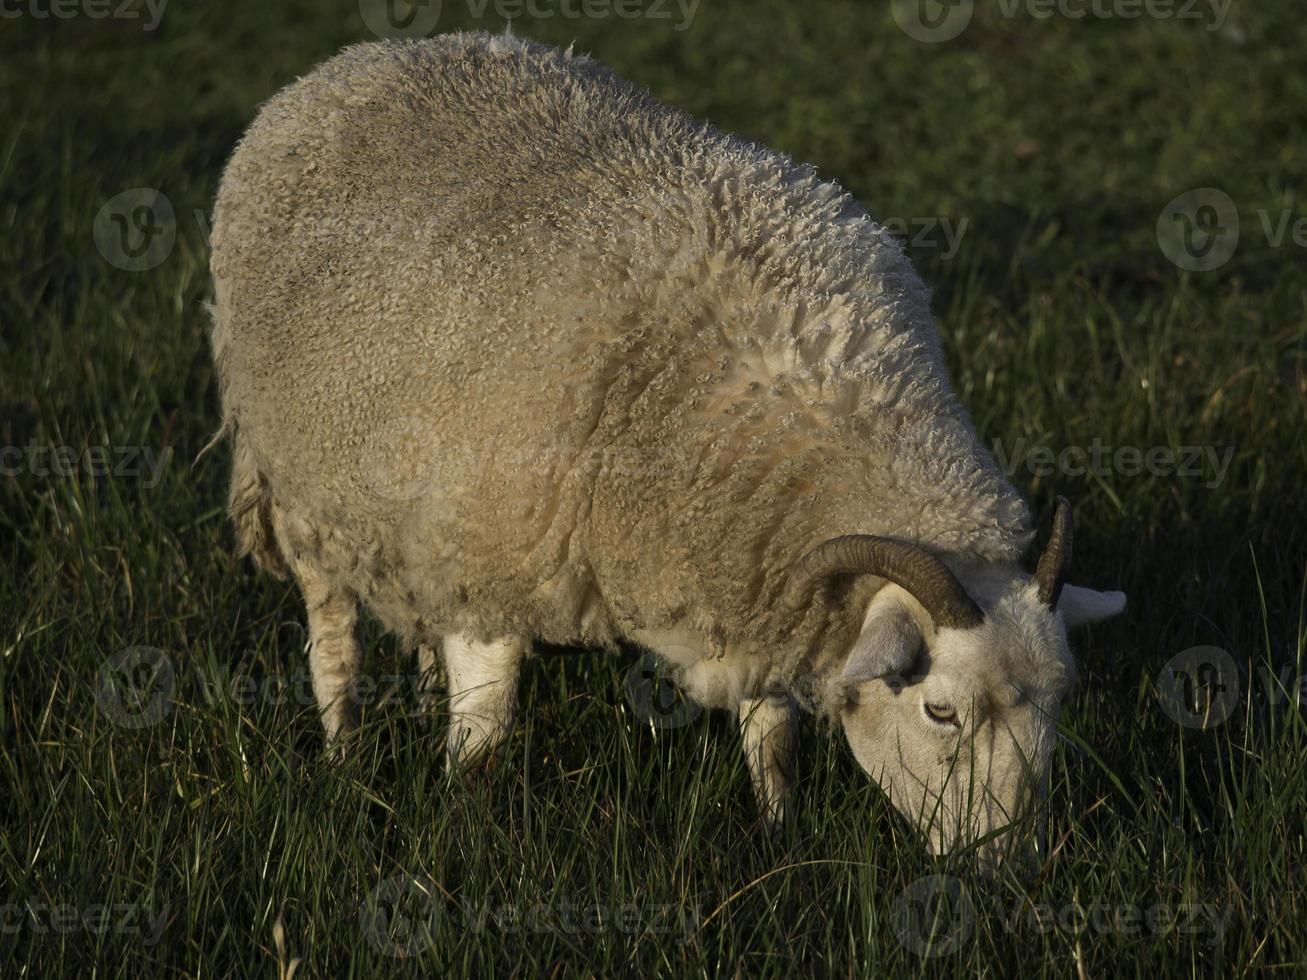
[416,642,441,715]
[739,695,796,829]
[442,633,527,770]
[290,562,362,748]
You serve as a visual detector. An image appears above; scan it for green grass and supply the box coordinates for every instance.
[2,0,1306,975]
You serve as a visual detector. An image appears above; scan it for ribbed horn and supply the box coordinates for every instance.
[1033,496,1073,607]
[785,536,984,630]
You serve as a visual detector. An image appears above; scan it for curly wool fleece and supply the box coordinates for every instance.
[209,32,1032,683]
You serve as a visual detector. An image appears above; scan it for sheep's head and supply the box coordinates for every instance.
[790,499,1126,872]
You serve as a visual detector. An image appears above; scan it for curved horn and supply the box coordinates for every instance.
[1033,496,1073,607]
[786,536,984,630]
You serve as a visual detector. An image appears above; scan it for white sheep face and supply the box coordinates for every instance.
[839,581,1122,871]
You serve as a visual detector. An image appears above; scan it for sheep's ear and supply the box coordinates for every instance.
[1058,584,1127,628]
[840,606,922,683]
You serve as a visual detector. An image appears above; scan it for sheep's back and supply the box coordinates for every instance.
[209,33,1031,651]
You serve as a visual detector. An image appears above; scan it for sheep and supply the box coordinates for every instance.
[208,32,1127,868]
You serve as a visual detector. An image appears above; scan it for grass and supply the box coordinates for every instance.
[1,0,1306,975]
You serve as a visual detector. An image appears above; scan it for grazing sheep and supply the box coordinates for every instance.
[208,32,1126,868]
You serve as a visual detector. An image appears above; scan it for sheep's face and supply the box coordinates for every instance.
[838,579,1121,872]
[790,499,1122,869]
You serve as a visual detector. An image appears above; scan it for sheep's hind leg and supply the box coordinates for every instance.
[442,633,527,771]
[291,562,362,750]
[739,695,796,829]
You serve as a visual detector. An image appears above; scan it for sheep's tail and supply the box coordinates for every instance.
[205,296,288,579]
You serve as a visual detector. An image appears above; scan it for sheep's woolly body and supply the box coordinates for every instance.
[210,34,1032,695]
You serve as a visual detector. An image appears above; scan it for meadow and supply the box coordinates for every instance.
[1,0,1305,974]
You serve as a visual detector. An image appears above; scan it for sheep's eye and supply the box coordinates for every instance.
[923,702,959,727]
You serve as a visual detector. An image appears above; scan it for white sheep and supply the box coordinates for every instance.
[208,32,1126,868]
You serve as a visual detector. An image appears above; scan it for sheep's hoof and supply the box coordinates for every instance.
[322,730,356,764]
[753,797,788,837]
[445,742,502,790]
